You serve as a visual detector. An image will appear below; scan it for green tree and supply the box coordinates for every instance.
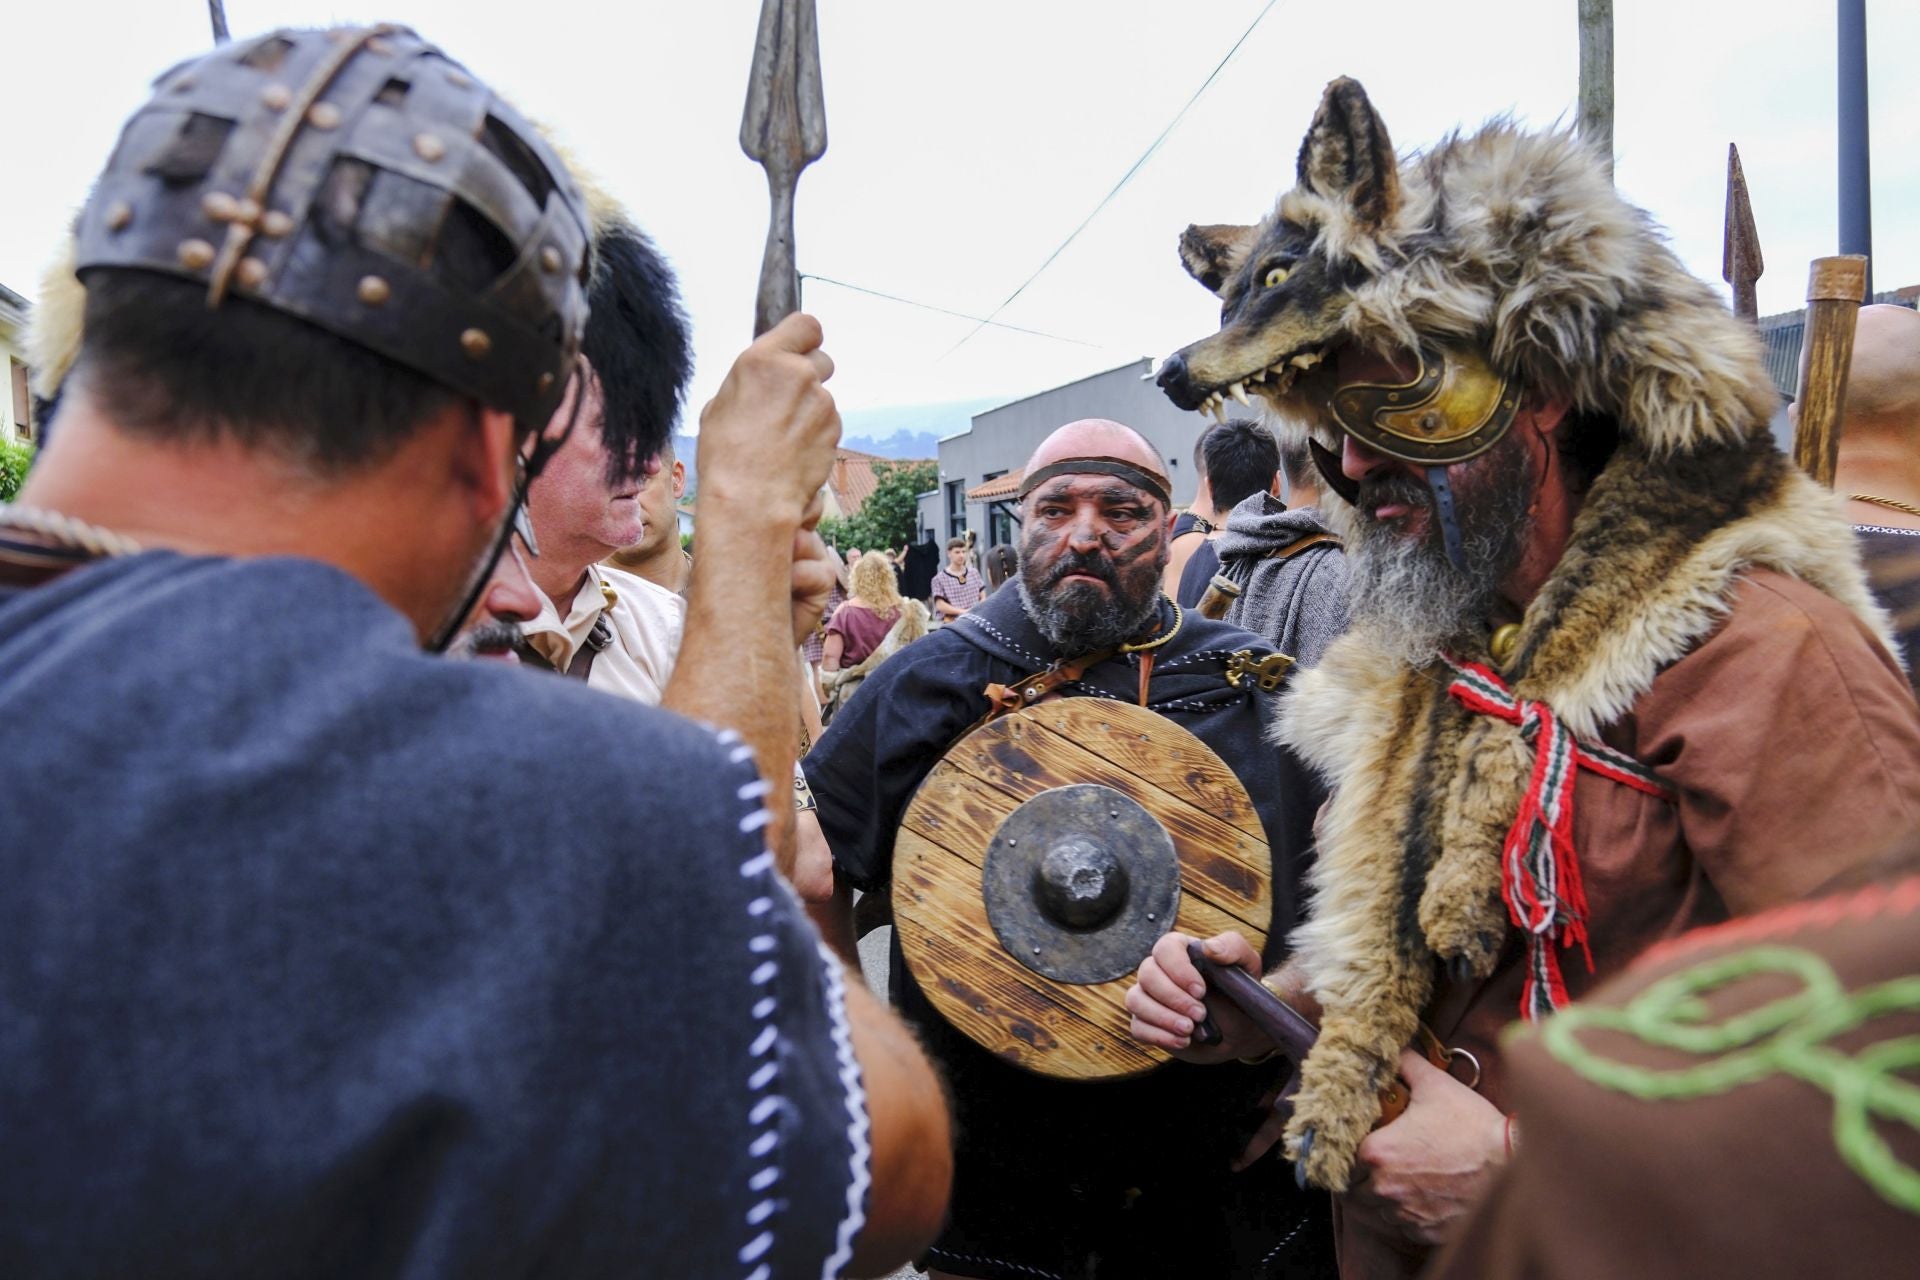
[820,459,936,553]
[0,437,34,503]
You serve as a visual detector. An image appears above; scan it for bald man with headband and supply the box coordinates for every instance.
[796,420,1336,1278]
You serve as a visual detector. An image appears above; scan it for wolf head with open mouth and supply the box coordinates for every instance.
[1156,76,1778,472]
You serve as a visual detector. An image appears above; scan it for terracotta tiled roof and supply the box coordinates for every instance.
[826,447,931,518]
[966,471,1021,501]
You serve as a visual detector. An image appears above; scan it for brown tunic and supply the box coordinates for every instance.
[1426,866,1920,1280]
[1336,570,1920,1277]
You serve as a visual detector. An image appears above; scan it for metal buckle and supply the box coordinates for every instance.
[1224,649,1294,692]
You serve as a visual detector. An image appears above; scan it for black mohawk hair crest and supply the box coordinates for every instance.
[582,221,693,484]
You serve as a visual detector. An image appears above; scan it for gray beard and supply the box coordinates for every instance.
[1017,573,1161,656]
[1345,445,1535,668]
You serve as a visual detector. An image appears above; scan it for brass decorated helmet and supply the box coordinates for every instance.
[73,25,589,428]
[1313,343,1523,570]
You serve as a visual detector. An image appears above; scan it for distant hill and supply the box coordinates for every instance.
[678,397,999,490]
[839,398,1001,458]
[840,429,941,460]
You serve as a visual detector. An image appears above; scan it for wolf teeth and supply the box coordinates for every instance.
[1291,352,1321,369]
[1230,381,1250,406]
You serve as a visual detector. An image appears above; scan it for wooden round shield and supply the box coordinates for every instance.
[892,697,1272,1080]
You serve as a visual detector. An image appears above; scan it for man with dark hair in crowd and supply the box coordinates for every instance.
[795,418,1334,1279]
[0,27,948,1277]
[1205,438,1350,668]
[1175,418,1283,608]
[1163,428,1216,596]
[929,534,984,621]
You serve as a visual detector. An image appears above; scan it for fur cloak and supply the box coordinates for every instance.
[1161,78,1898,1190]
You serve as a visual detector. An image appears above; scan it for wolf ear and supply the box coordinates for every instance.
[1178,223,1257,296]
[1296,77,1400,231]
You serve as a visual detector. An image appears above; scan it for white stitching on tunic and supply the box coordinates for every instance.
[1157,647,1248,669]
[1261,1214,1312,1268]
[956,614,1048,668]
[815,939,872,1280]
[924,1245,1065,1279]
[716,723,791,1280]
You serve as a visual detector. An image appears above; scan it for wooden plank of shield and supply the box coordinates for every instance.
[893,699,1271,1081]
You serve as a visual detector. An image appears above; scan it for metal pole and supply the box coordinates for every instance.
[1837,0,1872,298]
[1577,0,1614,180]
[208,0,230,43]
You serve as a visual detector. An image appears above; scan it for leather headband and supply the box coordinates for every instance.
[1017,457,1171,506]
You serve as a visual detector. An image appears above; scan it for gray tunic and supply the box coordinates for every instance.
[1215,492,1351,668]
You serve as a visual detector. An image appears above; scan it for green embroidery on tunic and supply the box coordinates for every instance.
[1540,945,1920,1215]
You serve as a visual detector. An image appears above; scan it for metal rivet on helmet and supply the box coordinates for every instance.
[75,26,591,426]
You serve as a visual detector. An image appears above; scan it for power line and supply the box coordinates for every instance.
[800,272,1122,351]
[939,0,1283,361]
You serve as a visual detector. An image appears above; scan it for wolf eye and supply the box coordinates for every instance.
[1264,265,1291,289]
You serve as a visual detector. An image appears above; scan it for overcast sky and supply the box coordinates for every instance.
[6,1,1915,431]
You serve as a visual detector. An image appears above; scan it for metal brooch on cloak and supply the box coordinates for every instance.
[891,697,1272,1081]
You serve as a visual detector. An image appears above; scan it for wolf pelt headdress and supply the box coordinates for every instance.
[1159,78,1895,1190]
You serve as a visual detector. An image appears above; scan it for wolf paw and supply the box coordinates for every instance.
[1418,865,1506,981]
[1282,1048,1384,1191]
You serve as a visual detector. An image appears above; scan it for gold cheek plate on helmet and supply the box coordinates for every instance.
[1327,344,1521,466]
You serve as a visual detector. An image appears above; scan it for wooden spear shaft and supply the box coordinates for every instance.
[1792,255,1868,487]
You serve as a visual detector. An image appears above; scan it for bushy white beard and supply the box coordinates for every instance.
[1345,443,1535,668]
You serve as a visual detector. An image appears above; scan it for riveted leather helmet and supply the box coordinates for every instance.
[74,25,589,428]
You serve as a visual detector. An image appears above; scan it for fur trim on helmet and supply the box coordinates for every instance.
[27,218,85,402]
[1162,78,1779,461]
[1158,77,1902,1194]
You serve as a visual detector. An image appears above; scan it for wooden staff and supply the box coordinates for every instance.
[1792,255,1869,487]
